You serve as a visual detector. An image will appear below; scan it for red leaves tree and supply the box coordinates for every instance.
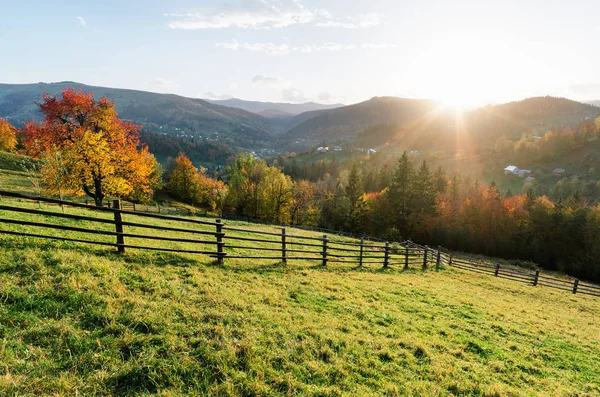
[21,88,160,205]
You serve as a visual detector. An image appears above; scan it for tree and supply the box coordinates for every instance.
[0,119,17,151]
[433,165,448,195]
[413,160,436,214]
[21,89,160,206]
[389,151,415,219]
[291,180,316,225]
[166,153,203,204]
[345,164,365,229]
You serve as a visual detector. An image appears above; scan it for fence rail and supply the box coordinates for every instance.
[0,189,598,299]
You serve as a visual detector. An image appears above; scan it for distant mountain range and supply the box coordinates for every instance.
[0,82,275,147]
[586,100,600,107]
[2,82,599,160]
[205,98,343,117]
[282,96,600,150]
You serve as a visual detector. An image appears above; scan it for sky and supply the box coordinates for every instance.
[1,0,599,107]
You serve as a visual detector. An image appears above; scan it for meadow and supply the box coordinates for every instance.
[0,198,599,396]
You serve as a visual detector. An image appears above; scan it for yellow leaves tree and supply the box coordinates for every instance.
[0,119,18,151]
[21,89,160,205]
[166,153,227,214]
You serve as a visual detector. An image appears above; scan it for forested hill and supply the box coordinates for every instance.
[0,82,276,147]
[282,97,444,144]
[283,96,600,150]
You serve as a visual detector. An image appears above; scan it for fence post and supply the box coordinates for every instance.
[435,250,441,271]
[133,203,136,211]
[281,227,287,264]
[321,234,328,266]
[359,238,364,267]
[573,279,579,294]
[494,263,500,277]
[404,246,409,270]
[532,270,540,286]
[383,242,390,268]
[113,199,125,254]
[448,255,453,266]
[422,246,428,271]
[216,218,224,265]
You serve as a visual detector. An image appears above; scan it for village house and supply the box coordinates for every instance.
[333,146,342,152]
[553,168,565,176]
[516,169,532,177]
[504,165,519,175]
[316,146,329,153]
[367,148,378,154]
[524,176,536,183]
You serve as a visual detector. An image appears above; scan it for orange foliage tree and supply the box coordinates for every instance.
[0,119,18,151]
[21,89,160,205]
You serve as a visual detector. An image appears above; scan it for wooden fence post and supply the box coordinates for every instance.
[449,255,453,267]
[359,238,364,267]
[113,199,125,254]
[216,218,224,265]
[404,246,409,270]
[422,246,428,271]
[435,250,441,270]
[321,234,328,266]
[383,242,390,268]
[494,263,500,277]
[133,203,136,211]
[573,279,579,294]
[532,270,540,286]
[281,227,287,264]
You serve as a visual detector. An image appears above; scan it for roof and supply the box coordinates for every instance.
[525,176,536,182]
[504,165,518,172]
[553,168,566,173]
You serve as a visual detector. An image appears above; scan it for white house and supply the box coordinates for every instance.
[367,148,378,154]
[316,146,329,153]
[333,146,342,152]
[504,165,519,174]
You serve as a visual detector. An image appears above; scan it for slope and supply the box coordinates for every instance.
[0,200,599,396]
[0,82,276,146]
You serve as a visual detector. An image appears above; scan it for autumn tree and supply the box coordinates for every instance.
[0,119,18,152]
[21,89,160,205]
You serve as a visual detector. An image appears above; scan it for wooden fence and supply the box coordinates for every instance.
[0,189,598,298]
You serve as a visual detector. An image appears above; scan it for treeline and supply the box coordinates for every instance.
[165,151,600,283]
[495,118,600,163]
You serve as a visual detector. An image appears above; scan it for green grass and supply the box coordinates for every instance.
[1,201,600,396]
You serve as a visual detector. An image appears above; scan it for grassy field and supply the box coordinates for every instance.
[1,200,599,396]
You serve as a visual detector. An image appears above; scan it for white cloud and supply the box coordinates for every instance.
[145,77,180,89]
[282,88,311,103]
[204,92,234,100]
[166,1,377,30]
[217,40,395,54]
[76,16,86,27]
[252,74,292,88]
[167,0,318,30]
[315,13,380,29]
[216,40,290,54]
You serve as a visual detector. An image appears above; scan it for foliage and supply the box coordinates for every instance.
[20,88,160,205]
[0,118,17,151]
[165,153,227,213]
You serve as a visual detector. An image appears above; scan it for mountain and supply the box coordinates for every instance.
[282,96,600,150]
[282,97,444,145]
[205,98,343,117]
[0,82,277,147]
[586,100,600,107]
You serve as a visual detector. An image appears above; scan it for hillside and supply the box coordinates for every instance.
[282,96,600,151]
[206,98,343,117]
[282,97,445,148]
[1,198,599,395]
[0,82,277,147]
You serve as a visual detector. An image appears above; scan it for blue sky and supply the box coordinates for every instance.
[1,0,599,106]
